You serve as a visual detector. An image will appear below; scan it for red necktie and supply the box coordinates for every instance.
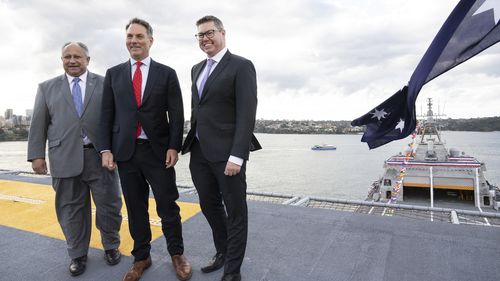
[133,61,142,138]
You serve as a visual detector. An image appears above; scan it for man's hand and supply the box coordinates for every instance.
[101,151,116,171]
[224,161,241,176]
[32,159,48,175]
[166,149,179,168]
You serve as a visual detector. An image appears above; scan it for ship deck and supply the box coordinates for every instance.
[2,171,500,281]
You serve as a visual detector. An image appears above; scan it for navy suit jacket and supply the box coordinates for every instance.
[99,59,184,162]
[182,51,261,162]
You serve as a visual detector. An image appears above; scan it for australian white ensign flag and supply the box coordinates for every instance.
[351,0,500,149]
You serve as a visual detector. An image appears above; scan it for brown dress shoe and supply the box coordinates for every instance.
[122,256,152,281]
[171,254,192,281]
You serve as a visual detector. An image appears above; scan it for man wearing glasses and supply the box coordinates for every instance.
[182,15,261,281]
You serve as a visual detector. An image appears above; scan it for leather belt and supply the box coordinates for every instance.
[136,139,150,145]
[83,143,94,149]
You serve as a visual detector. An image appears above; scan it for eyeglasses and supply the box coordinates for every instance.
[195,29,219,40]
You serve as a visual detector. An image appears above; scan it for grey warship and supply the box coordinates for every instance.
[370,98,499,210]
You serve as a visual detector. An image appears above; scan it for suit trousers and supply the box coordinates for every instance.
[117,141,184,261]
[189,139,248,274]
[52,147,122,259]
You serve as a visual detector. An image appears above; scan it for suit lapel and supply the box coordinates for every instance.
[192,61,205,104]
[82,72,96,115]
[121,61,138,108]
[60,75,80,118]
[199,51,231,102]
[141,60,158,105]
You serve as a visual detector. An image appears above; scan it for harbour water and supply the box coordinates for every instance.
[1,131,499,200]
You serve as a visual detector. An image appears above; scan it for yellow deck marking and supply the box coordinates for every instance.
[0,193,46,204]
[0,180,201,256]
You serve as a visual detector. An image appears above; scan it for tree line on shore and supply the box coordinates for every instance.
[253,116,500,134]
[1,116,499,141]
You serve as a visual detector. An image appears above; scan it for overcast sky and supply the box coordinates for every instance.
[1,0,499,121]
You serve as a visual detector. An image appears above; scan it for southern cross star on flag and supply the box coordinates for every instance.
[351,0,500,149]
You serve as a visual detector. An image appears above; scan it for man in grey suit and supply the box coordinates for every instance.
[182,15,261,281]
[27,42,123,277]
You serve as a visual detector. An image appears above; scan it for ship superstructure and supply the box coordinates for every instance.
[371,98,499,209]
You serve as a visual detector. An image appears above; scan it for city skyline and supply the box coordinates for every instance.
[1,0,500,120]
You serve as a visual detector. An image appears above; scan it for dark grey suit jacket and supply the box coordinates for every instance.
[182,51,261,162]
[98,59,184,163]
[27,72,104,178]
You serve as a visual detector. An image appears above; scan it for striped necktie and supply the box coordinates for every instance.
[198,59,215,97]
[72,77,83,117]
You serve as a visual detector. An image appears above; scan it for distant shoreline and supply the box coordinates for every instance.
[253,117,500,134]
[1,116,499,142]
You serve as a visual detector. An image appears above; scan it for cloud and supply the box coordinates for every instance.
[1,0,499,120]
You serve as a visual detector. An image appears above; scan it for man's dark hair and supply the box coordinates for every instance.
[126,17,153,36]
[196,15,224,30]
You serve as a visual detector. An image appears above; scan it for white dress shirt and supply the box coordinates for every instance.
[66,71,87,102]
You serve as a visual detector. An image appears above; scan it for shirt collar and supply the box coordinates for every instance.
[130,56,151,66]
[208,48,228,63]
[66,71,88,84]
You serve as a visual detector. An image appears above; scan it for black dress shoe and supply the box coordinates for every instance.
[221,273,241,281]
[104,248,121,265]
[201,253,225,273]
[69,255,87,276]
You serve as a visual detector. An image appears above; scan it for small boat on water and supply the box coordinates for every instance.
[311,144,337,151]
[368,98,500,209]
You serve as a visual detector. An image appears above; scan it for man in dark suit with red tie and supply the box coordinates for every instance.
[182,15,261,281]
[98,18,192,281]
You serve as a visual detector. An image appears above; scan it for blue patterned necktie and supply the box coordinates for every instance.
[72,77,83,117]
[198,59,215,97]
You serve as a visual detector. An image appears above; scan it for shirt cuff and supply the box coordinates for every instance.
[228,155,243,166]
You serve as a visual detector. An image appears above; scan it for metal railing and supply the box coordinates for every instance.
[2,169,499,227]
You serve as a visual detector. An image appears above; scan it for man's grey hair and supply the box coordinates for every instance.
[126,17,153,36]
[196,15,224,30]
[62,42,89,57]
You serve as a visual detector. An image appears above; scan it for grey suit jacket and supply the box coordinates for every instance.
[28,72,104,178]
